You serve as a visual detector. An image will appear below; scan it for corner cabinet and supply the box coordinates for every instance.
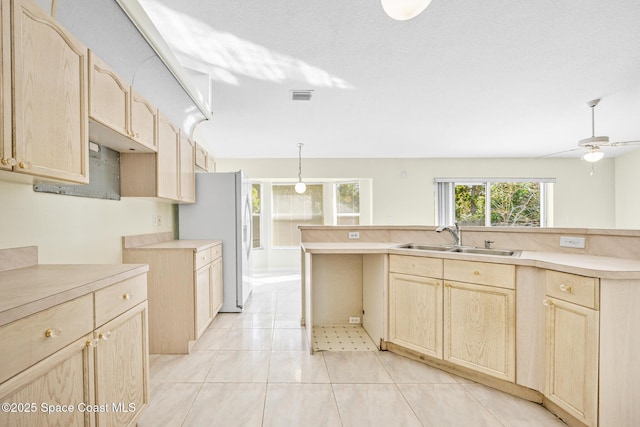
[122,239,222,353]
[0,266,149,427]
[543,270,599,427]
[4,0,88,183]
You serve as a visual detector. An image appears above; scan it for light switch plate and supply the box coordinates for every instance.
[348,231,360,239]
[560,236,585,248]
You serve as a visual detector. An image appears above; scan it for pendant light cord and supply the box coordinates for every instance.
[297,143,303,182]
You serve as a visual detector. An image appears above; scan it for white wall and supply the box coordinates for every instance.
[216,157,616,228]
[615,148,640,229]
[0,179,174,264]
[215,157,617,271]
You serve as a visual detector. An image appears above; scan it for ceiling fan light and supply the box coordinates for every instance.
[583,149,604,162]
[381,0,432,20]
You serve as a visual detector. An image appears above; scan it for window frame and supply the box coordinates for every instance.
[251,182,263,250]
[333,181,360,226]
[271,182,325,249]
[435,178,555,227]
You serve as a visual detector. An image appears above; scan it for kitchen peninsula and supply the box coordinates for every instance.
[300,225,640,427]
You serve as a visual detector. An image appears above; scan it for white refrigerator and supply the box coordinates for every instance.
[179,171,253,312]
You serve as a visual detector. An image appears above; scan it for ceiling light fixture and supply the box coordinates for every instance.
[582,148,604,163]
[295,143,306,194]
[381,0,432,20]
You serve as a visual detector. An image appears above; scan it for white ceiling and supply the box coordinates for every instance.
[136,0,640,159]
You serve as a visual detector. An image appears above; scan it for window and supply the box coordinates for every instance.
[251,183,262,249]
[436,179,554,227]
[335,182,360,225]
[272,183,324,247]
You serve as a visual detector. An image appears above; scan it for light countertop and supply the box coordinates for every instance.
[0,263,148,327]
[301,241,640,279]
[124,239,222,251]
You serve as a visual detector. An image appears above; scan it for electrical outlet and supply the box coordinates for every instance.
[348,231,360,239]
[152,214,161,227]
[560,236,585,248]
[349,316,360,324]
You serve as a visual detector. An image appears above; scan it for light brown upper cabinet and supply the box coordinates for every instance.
[179,131,196,203]
[2,0,88,183]
[156,114,180,200]
[195,143,208,171]
[0,0,10,173]
[88,51,157,153]
[120,113,195,203]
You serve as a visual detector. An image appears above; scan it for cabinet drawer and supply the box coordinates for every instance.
[545,270,599,309]
[389,255,442,278]
[0,294,93,384]
[444,259,515,289]
[211,244,222,260]
[95,273,148,327]
[194,248,212,270]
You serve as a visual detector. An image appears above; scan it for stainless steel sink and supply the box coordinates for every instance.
[396,243,454,251]
[448,247,517,256]
[395,243,518,257]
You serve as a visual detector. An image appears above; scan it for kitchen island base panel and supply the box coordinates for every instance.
[386,341,586,427]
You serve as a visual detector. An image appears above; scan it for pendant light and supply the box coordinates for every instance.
[295,143,306,194]
[381,0,432,20]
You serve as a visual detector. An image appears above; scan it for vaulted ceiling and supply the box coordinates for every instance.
[113,1,640,159]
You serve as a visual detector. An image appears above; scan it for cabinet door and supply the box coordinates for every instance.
[544,297,598,427]
[156,114,179,200]
[0,0,11,171]
[0,335,94,427]
[179,132,196,203]
[195,143,208,170]
[130,88,157,151]
[389,272,442,358]
[12,0,88,183]
[196,264,212,338]
[444,280,515,382]
[94,302,148,427]
[211,256,223,314]
[88,51,129,137]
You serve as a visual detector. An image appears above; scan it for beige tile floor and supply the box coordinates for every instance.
[137,272,567,427]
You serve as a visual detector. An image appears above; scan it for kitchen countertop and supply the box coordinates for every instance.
[0,263,148,327]
[123,239,222,251]
[301,241,640,279]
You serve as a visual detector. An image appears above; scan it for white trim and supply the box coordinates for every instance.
[434,177,556,183]
[115,0,212,120]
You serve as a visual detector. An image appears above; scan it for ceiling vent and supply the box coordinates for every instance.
[291,90,313,101]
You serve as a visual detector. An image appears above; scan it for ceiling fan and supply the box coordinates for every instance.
[545,99,640,162]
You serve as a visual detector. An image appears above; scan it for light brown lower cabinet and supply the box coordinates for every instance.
[122,239,222,354]
[0,334,93,426]
[389,272,443,358]
[444,280,515,382]
[94,302,149,427]
[0,274,149,427]
[544,270,599,427]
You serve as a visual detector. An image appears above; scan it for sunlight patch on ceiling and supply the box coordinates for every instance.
[139,1,353,89]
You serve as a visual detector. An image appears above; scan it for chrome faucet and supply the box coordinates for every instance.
[436,223,462,247]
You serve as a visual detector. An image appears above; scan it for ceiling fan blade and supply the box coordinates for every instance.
[537,147,583,158]
[609,140,640,147]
